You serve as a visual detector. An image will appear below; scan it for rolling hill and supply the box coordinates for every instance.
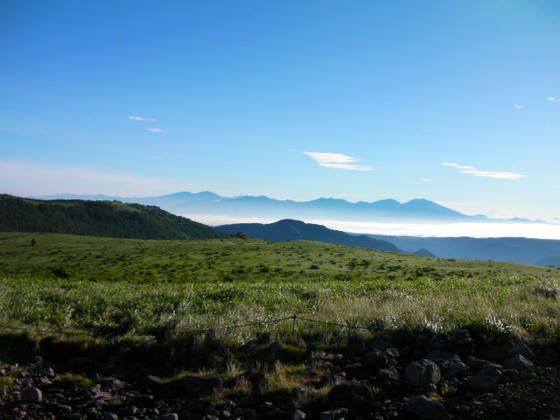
[217,219,403,253]
[0,194,229,240]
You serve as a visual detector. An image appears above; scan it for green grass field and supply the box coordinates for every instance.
[1,232,559,345]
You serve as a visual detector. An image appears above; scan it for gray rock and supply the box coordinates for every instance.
[241,369,268,394]
[503,354,534,370]
[445,362,469,378]
[481,362,503,377]
[103,414,119,420]
[478,345,510,362]
[158,414,178,420]
[327,380,373,411]
[405,359,442,388]
[292,409,306,420]
[321,407,349,420]
[427,351,462,371]
[365,349,388,370]
[469,375,497,393]
[370,338,393,350]
[377,368,400,386]
[407,395,449,420]
[176,375,223,397]
[22,387,42,403]
[500,369,521,383]
[509,343,535,360]
[385,347,399,359]
[101,377,125,391]
[426,350,459,361]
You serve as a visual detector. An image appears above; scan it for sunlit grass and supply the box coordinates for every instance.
[0,232,558,344]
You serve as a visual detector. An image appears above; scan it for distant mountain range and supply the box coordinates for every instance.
[39,191,543,223]
[0,195,228,240]
[367,234,560,267]
[217,219,404,253]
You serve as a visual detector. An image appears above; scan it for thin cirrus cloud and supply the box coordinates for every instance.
[128,115,155,122]
[548,96,559,103]
[421,178,432,182]
[146,128,166,133]
[514,104,524,109]
[442,162,526,180]
[304,152,372,171]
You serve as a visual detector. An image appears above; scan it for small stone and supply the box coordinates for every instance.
[469,375,497,393]
[509,343,535,360]
[327,380,373,411]
[405,359,442,388]
[480,362,503,377]
[407,395,449,420]
[101,377,125,390]
[158,414,178,420]
[503,354,534,371]
[292,409,306,420]
[446,362,469,378]
[22,387,42,403]
[321,407,349,420]
[377,368,400,386]
[104,414,119,420]
[500,369,520,383]
[58,404,72,413]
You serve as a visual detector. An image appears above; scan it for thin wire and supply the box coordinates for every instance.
[0,314,375,337]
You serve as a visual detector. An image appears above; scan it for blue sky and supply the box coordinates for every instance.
[1,0,559,220]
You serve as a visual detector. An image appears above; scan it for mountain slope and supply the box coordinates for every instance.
[0,194,229,240]
[368,234,560,267]
[217,219,402,252]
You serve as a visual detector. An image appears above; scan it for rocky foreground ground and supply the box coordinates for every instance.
[1,328,559,419]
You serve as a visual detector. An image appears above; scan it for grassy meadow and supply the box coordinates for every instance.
[0,232,559,345]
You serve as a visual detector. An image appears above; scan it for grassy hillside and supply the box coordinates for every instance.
[217,219,402,252]
[0,194,229,240]
[0,232,558,343]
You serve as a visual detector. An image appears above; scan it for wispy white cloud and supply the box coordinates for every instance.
[0,161,193,197]
[128,115,155,122]
[304,152,372,171]
[442,162,525,180]
[146,128,166,133]
[421,178,432,182]
[514,104,524,109]
[548,96,559,103]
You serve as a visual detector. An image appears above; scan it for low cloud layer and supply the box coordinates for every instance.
[442,163,525,180]
[304,152,372,171]
[184,213,560,240]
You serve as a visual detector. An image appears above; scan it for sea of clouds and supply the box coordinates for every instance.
[183,213,560,240]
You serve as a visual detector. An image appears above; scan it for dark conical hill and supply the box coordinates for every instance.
[217,218,402,252]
